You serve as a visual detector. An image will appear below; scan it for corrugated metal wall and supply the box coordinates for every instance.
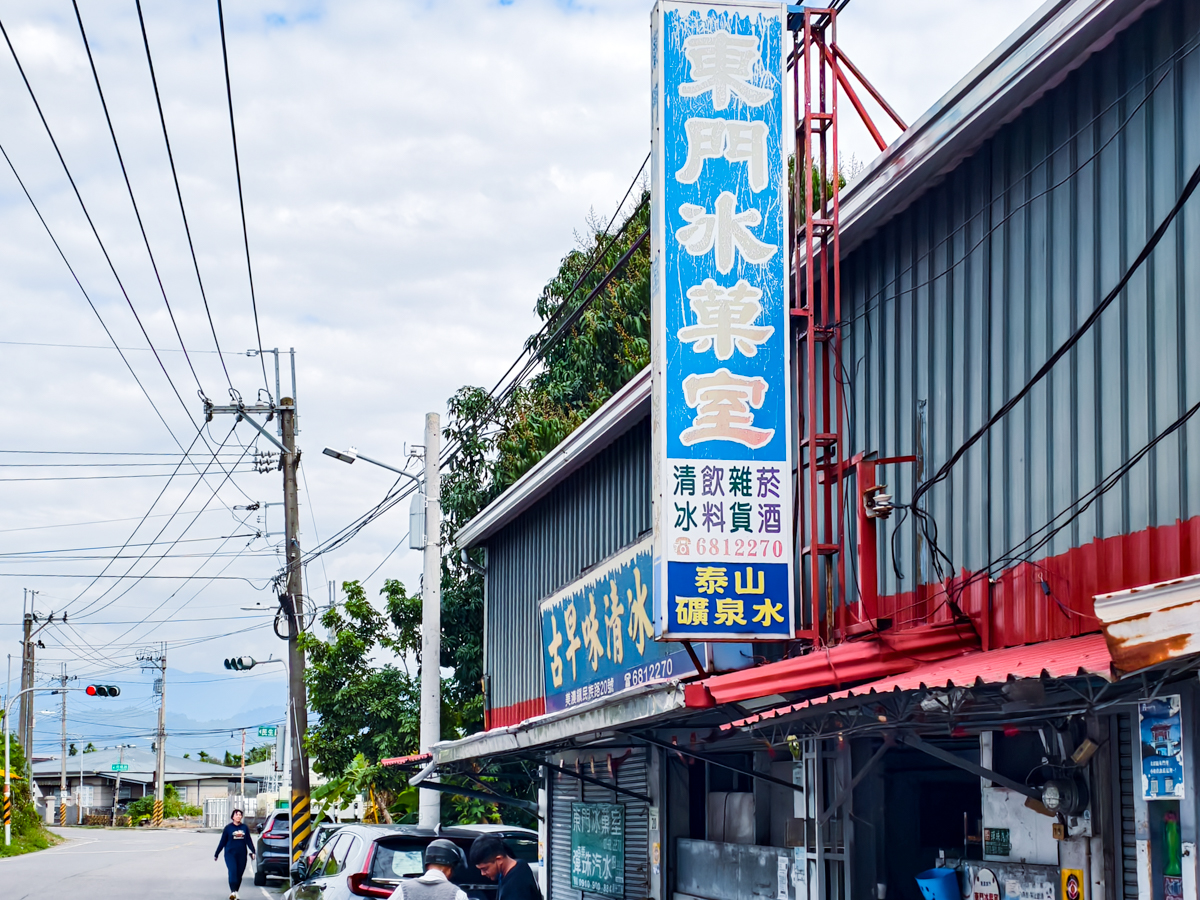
[841,0,1200,633]
[485,418,652,715]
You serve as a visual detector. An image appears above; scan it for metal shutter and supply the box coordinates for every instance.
[549,749,651,900]
[1117,713,1138,900]
[551,766,583,900]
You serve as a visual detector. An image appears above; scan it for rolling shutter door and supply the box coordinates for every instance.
[549,748,652,900]
[1117,713,1138,900]
[551,766,583,900]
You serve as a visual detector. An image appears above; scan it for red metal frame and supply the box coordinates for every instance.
[790,9,903,645]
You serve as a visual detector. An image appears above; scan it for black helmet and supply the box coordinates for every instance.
[425,839,464,869]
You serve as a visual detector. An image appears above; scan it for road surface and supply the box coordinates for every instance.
[0,826,290,899]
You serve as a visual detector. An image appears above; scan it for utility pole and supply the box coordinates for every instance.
[18,598,32,759]
[281,397,311,863]
[418,413,442,829]
[153,645,167,828]
[239,727,246,799]
[206,370,309,862]
[111,745,126,826]
[59,664,67,826]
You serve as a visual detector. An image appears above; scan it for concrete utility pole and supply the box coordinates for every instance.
[59,665,67,826]
[111,745,126,826]
[204,354,309,862]
[18,600,32,760]
[282,397,311,863]
[153,645,167,827]
[418,413,442,830]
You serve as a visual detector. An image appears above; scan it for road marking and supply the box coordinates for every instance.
[259,889,275,900]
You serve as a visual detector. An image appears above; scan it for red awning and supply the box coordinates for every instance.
[699,621,979,705]
[379,752,432,767]
[720,632,1113,729]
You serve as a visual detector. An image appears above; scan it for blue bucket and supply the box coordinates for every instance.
[915,869,960,900]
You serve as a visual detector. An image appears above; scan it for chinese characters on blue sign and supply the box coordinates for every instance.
[651,1,793,640]
[1139,695,1185,800]
[571,802,625,897]
[540,539,694,713]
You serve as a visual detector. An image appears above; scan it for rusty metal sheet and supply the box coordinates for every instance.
[1094,575,1200,672]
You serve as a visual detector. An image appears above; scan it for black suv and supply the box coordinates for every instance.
[289,823,539,898]
[254,810,336,886]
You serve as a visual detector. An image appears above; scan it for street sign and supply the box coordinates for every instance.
[258,726,278,738]
[111,763,129,772]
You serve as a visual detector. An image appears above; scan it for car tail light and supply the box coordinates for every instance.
[347,872,393,898]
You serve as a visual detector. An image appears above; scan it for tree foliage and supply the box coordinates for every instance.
[440,194,651,732]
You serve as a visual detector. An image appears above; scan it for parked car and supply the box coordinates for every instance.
[287,823,539,899]
[297,822,346,875]
[254,809,336,886]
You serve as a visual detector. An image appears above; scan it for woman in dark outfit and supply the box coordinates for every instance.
[214,808,256,900]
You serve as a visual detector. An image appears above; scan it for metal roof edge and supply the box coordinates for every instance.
[432,680,687,765]
[835,0,1164,258]
[457,365,652,548]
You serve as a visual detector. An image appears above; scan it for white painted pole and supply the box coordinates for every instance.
[418,412,442,830]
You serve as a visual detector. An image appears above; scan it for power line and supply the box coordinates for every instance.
[0,15,260,526]
[133,0,235,392]
[70,0,207,396]
[0,340,240,354]
[215,0,270,396]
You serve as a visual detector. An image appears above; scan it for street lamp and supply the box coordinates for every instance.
[323,418,442,829]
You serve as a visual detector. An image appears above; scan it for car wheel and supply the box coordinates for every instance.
[254,868,268,887]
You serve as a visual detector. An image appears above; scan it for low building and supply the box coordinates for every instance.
[31,747,261,824]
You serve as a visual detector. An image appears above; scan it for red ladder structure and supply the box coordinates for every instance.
[790,6,906,643]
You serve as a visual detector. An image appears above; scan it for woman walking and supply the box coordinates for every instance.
[214,808,256,900]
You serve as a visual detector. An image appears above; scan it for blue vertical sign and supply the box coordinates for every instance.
[651,0,793,640]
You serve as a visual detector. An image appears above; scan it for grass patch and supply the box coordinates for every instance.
[0,825,63,857]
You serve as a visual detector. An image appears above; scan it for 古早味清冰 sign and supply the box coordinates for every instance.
[540,538,694,713]
[650,0,794,641]
[571,802,625,897]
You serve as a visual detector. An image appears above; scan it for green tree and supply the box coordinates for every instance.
[83,743,96,754]
[438,194,651,735]
[68,743,77,757]
[126,783,201,822]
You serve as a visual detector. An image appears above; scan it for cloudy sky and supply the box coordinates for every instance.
[0,0,1045,758]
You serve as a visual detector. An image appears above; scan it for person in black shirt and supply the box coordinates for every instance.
[468,835,542,900]
[214,808,256,900]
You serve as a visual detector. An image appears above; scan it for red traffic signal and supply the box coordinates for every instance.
[85,685,120,697]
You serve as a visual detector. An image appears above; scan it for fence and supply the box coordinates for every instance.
[203,795,256,829]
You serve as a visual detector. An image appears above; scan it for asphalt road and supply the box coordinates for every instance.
[0,827,290,900]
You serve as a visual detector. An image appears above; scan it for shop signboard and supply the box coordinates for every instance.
[650,0,794,641]
[571,802,625,897]
[1139,695,1185,799]
[540,539,693,713]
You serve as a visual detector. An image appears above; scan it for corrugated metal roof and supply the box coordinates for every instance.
[699,622,979,705]
[721,633,1112,729]
[836,0,1165,259]
[458,366,650,548]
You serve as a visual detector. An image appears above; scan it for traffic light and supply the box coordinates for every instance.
[223,656,256,671]
[85,685,120,697]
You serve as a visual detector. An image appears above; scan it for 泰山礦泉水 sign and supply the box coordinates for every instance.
[651,0,793,640]
[571,802,625,897]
